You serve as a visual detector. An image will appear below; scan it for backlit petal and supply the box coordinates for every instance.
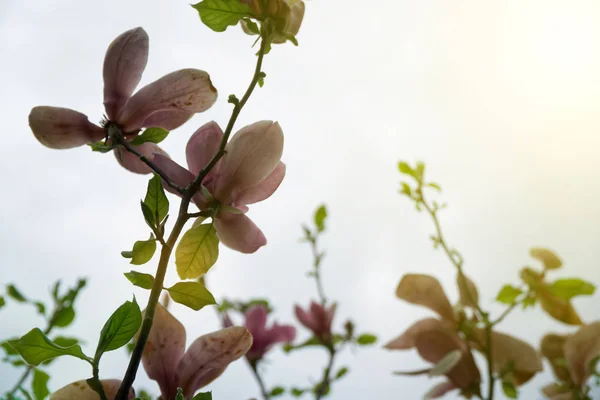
[396,274,456,323]
[29,106,104,149]
[214,212,267,253]
[114,142,168,174]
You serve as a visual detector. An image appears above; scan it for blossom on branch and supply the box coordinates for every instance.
[294,301,336,343]
[240,0,305,44]
[28,27,217,174]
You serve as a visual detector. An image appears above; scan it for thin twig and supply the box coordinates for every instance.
[249,360,271,400]
[309,236,327,305]
[314,346,336,400]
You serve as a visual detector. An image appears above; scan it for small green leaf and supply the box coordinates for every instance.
[167,282,216,311]
[52,337,79,348]
[397,161,415,177]
[2,339,19,355]
[130,128,169,146]
[242,18,259,34]
[0,296,5,308]
[356,333,377,345]
[127,236,157,265]
[427,182,442,191]
[335,366,349,379]
[192,392,213,400]
[175,388,185,400]
[269,387,285,397]
[501,380,518,398]
[290,388,305,397]
[175,223,219,279]
[314,205,328,232]
[7,284,27,302]
[124,271,155,290]
[400,182,412,196]
[144,174,169,225]
[415,162,425,181]
[33,302,46,316]
[18,387,34,400]
[140,201,156,229]
[429,350,462,377]
[32,369,50,400]
[549,278,595,300]
[530,247,562,270]
[11,328,89,366]
[286,34,299,46]
[53,307,75,328]
[283,337,321,353]
[88,141,113,153]
[192,0,253,32]
[95,298,142,360]
[496,285,523,305]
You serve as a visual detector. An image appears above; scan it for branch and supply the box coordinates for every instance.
[314,346,336,400]
[249,360,271,400]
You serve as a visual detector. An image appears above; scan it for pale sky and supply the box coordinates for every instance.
[1,1,600,399]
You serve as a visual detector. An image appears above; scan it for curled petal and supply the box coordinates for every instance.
[267,322,296,344]
[141,304,186,400]
[396,274,456,323]
[49,379,134,400]
[114,142,168,174]
[103,27,149,120]
[215,121,284,203]
[384,318,452,351]
[457,273,479,309]
[424,381,458,399]
[295,304,317,332]
[178,327,252,397]
[141,109,194,131]
[186,121,224,178]
[118,69,217,132]
[214,212,267,253]
[29,106,104,149]
[244,305,268,336]
[235,162,286,207]
[564,321,600,387]
[272,0,305,44]
[541,334,572,383]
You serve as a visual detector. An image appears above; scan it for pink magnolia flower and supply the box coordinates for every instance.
[152,120,285,253]
[294,301,336,342]
[541,322,600,399]
[28,27,217,174]
[49,379,134,400]
[141,304,252,400]
[224,305,295,363]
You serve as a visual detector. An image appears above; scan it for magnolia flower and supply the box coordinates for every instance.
[240,0,305,44]
[50,379,134,400]
[28,27,217,174]
[224,305,295,363]
[141,304,252,400]
[385,274,543,398]
[541,322,600,399]
[153,120,285,253]
[294,301,336,342]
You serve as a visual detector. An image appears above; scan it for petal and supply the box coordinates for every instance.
[152,154,195,195]
[539,287,583,326]
[267,323,296,343]
[542,383,574,400]
[384,318,451,351]
[272,1,305,44]
[294,304,317,331]
[118,69,217,132]
[244,305,268,336]
[29,106,104,149]
[186,121,224,178]
[541,333,572,383]
[141,304,186,400]
[214,212,267,253]
[215,121,284,203]
[564,321,600,387]
[530,247,563,270]
[49,379,134,400]
[424,381,458,399]
[141,109,194,131]
[456,273,479,309]
[396,274,456,323]
[178,327,252,397]
[234,162,286,207]
[103,27,148,120]
[114,142,168,174]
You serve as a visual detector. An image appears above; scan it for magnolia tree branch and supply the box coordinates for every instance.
[249,361,271,400]
[314,346,336,400]
[115,36,270,400]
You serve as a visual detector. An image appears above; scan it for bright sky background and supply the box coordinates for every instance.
[1,1,600,399]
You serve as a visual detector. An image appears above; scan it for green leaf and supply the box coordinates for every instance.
[167,282,216,311]
[496,285,523,305]
[2,339,19,355]
[175,223,219,279]
[397,161,415,177]
[192,0,252,32]
[11,328,89,366]
[192,392,212,400]
[269,387,285,397]
[176,388,184,400]
[126,236,157,265]
[314,205,328,232]
[356,333,377,345]
[530,247,562,270]
[427,182,442,191]
[501,380,518,398]
[335,366,349,379]
[140,201,156,229]
[290,388,305,397]
[130,128,169,146]
[53,307,75,328]
[242,18,259,34]
[549,278,595,300]
[429,350,462,377]
[399,182,412,197]
[415,162,425,180]
[286,33,299,46]
[7,284,27,302]
[124,271,155,290]
[32,369,50,400]
[52,336,79,348]
[283,337,321,353]
[33,302,46,316]
[144,174,169,225]
[88,141,113,153]
[136,390,154,400]
[95,298,142,360]
[0,296,5,308]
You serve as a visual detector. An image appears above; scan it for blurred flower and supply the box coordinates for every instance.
[28,27,217,174]
[240,0,305,44]
[224,305,295,363]
[49,379,134,400]
[294,301,336,343]
[541,321,600,399]
[153,120,285,253]
[141,304,252,400]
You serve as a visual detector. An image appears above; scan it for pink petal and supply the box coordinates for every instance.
[103,27,148,120]
[384,318,452,351]
[424,381,458,399]
[564,321,600,387]
[396,274,456,323]
[29,106,104,149]
[294,304,317,331]
[118,69,217,132]
[234,162,286,207]
[152,153,195,194]
[114,142,168,174]
[215,121,284,204]
[49,379,134,400]
[141,304,186,400]
[244,305,268,336]
[268,323,296,343]
[178,327,252,397]
[214,212,267,253]
[141,109,195,131]
[186,121,224,178]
